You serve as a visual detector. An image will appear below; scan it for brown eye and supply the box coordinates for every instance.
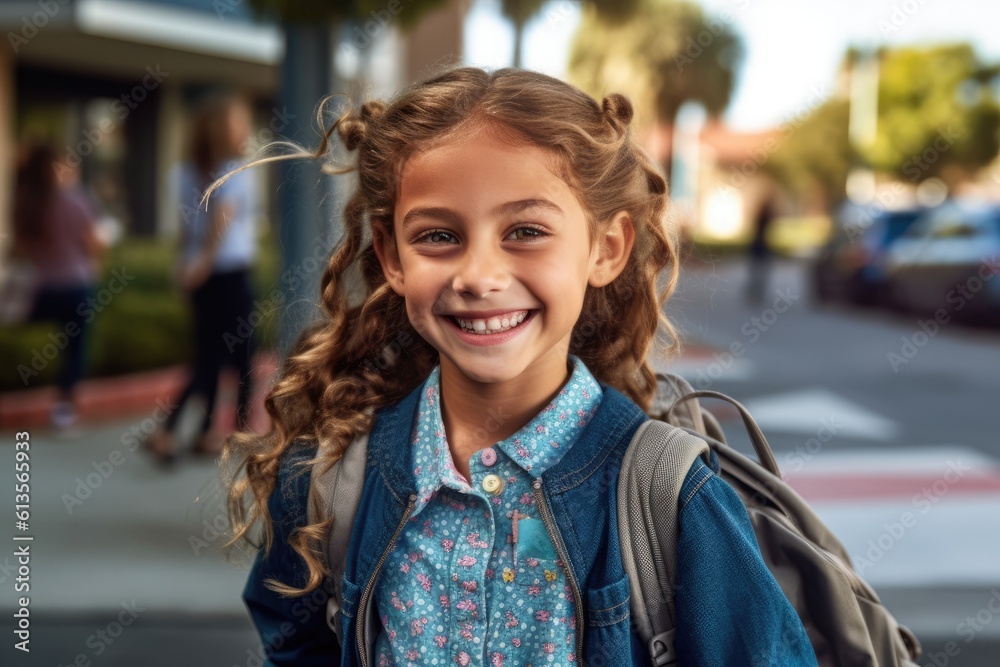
[508,226,548,242]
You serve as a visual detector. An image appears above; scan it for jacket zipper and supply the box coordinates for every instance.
[356,493,417,667]
[532,479,586,665]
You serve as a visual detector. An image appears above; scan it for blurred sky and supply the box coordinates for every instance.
[464,0,1000,132]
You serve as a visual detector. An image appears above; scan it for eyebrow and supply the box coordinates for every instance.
[401,198,564,229]
[492,198,564,218]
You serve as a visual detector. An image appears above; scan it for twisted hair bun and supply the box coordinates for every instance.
[601,93,634,134]
[337,100,387,151]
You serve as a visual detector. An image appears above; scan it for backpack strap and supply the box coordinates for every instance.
[306,431,370,646]
[651,372,708,434]
[666,389,780,477]
[621,385,783,666]
[618,419,709,666]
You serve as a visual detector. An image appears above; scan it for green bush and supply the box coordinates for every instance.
[87,289,192,377]
[0,325,63,390]
[0,234,279,392]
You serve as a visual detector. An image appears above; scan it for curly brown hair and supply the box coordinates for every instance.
[217,65,682,597]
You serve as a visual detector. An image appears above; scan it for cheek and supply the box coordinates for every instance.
[400,281,437,322]
[402,301,430,336]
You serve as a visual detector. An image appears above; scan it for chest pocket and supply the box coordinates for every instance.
[506,516,565,592]
[515,517,559,561]
[585,574,634,666]
[339,575,361,621]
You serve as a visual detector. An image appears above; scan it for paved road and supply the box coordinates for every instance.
[660,255,1000,666]
[1,255,998,666]
[663,255,1000,458]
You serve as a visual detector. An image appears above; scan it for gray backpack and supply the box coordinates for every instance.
[308,372,922,665]
[623,372,922,666]
[306,427,370,648]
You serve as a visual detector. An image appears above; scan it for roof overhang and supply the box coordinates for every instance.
[2,0,283,91]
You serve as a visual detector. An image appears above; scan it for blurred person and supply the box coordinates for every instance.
[745,192,777,305]
[145,93,259,465]
[12,144,106,429]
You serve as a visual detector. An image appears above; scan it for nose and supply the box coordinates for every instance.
[450,239,510,298]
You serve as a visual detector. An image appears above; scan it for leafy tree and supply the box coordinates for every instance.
[864,44,1000,183]
[566,0,743,176]
[766,99,851,204]
[768,43,1000,207]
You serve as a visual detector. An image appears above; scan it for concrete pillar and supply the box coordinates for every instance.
[276,22,337,357]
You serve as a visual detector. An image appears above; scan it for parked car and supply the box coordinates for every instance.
[813,202,924,305]
[883,199,1000,324]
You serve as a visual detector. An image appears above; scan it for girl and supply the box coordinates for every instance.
[221,66,817,666]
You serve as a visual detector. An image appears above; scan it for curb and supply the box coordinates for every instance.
[0,353,277,431]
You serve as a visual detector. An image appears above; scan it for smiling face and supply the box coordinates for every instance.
[373,123,634,393]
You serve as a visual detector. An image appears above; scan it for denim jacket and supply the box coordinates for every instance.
[243,380,818,667]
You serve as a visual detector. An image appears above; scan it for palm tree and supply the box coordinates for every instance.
[500,0,639,68]
[567,0,743,181]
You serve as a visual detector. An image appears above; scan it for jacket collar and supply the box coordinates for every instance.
[369,368,649,504]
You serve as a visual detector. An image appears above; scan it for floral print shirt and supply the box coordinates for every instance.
[373,354,603,667]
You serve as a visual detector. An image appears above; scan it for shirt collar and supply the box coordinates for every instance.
[410,354,603,505]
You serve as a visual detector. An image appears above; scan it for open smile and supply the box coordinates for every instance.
[443,310,539,346]
[453,310,531,334]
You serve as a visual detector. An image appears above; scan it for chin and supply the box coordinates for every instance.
[443,353,527,385]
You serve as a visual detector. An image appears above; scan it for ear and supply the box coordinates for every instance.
[588,210,635,288]
[372,220,405,296]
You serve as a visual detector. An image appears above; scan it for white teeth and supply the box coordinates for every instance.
[455,310,529,335]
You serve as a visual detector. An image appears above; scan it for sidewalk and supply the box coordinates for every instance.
[0,356,281,665]
[0,418,264,666]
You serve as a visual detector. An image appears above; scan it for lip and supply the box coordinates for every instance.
[443,309,538,347]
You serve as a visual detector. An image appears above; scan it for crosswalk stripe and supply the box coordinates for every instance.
[812,495,1000,587]
[744,388,901,440]
[777,446,1000,585]
[782,445,1000,502]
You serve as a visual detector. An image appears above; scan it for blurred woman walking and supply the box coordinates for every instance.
[146,93,259,464]
[12,144,106,430]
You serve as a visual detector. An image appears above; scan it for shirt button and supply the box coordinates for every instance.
[480,448,497,466]
[482,474,504,495]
